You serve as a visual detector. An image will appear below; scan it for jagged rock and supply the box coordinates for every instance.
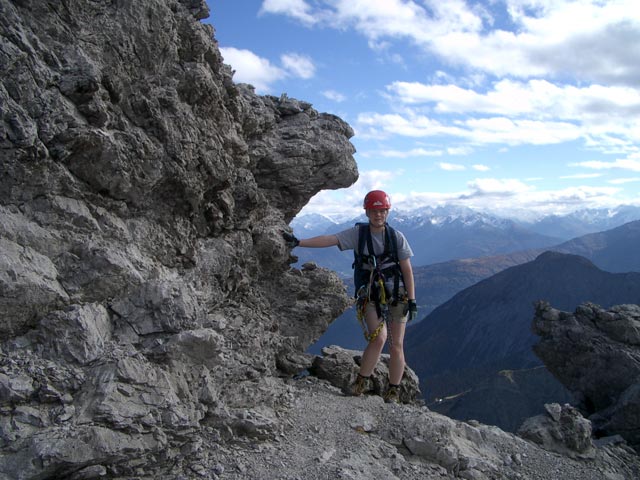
[517,403,595,458]
[2,0,640,478]
[533,301,640,449]
[1,0,355,477]
[310,345,421,403]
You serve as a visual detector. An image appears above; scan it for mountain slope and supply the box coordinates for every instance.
[405,251,640,402]
[411,219,640,314]
[522,205,640,240]
[310,220,640,355]
[552,220,640,273]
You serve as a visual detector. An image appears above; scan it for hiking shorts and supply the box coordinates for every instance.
[364,287,409,324]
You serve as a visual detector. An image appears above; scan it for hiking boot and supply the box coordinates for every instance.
[383,385,400,404]
[350,374,370,396]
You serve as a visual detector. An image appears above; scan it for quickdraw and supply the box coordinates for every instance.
[355,257,393,346]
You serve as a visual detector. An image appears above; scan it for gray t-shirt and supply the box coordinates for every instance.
[335,224,413,270]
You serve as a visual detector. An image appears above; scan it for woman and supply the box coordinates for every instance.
[283,190,417,403]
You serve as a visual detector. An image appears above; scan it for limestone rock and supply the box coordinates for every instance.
[533,301,640,449]
[310,345,422,403]
[517,403,595,458]
[1,0,354,476]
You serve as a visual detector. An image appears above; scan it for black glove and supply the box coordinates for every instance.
[282,231,300,248]
[406,299,418,321]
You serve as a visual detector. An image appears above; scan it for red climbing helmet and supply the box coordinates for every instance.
[363,190,391,210]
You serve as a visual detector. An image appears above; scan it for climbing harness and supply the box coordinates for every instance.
[355,259,389,344]
[353,223,405,345]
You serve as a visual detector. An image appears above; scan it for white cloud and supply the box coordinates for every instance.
[453,183,624,219]
[463,117,582,145]
[302,169,403,219]
[322,90,347,102]
[350,148,443,159]
[472,164,490,171]
[466,178,533,196]
[219,47,317,93]
[219,47,285,93]
[260,0,318,25]
[269,1,640,85]
[571,158,640,172]
[394,180,625,220]
[281,53,316,79]
[382,79,640,150]
[388,79,640,117]
[439,162,466,171]
[609,177,640,184]
[447,146,474,156]
[356,111,583,146]
[430,1,640,84]
[299,175,632,221]
[356,112,464,139]
[560,173,602,179]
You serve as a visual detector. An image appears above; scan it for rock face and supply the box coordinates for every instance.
[1,0,356,477]
[2,1,640,479]
[533,301,640,449]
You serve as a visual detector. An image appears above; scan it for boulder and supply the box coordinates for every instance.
[533,301,640,449]
[310,345,422,403]
[517,403,595,458]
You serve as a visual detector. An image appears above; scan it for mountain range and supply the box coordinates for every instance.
[308,219,640,354]
[291,204,640,274]
[413,219,640,314]
[405,249,640,430]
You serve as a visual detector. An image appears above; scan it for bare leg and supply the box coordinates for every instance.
[358,308,387,377]
[388,320,407,385]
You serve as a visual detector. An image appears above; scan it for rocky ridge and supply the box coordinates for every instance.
[1,0,639,479]
[533,301,640,450]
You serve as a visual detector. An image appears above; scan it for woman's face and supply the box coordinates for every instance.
[366,208,389,228]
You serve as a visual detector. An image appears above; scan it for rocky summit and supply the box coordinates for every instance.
[1,1,640,479]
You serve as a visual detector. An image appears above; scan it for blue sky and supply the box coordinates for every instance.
[204,0,640,221]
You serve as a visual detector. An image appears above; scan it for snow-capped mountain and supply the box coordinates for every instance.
[289,213,337,238]
[290,204,640,270]
[291,205,560,269]
[520,205,640,240]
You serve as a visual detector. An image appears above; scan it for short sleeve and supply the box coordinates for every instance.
[335,226,359,251]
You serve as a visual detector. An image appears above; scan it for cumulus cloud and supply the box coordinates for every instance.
[300,177,630,221]
[439,162,466,171]
[220,47,285,92]
[281,53,316,79]
[322,90,347,102]
[609,177,640,184]
[447,146,474,156]
[465,178,533,197]
[373,147,443,158]
[571,157,640,172]
[266,1,640,85]
[383,79,640,150]
[302,169,403,219]
[387,79,640,118]
[472,164,490,171]
[356,111,582,146]
[356,112,464,139]
[560,173,603,179]
[219,47,317,93]
[260,0,318,25]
